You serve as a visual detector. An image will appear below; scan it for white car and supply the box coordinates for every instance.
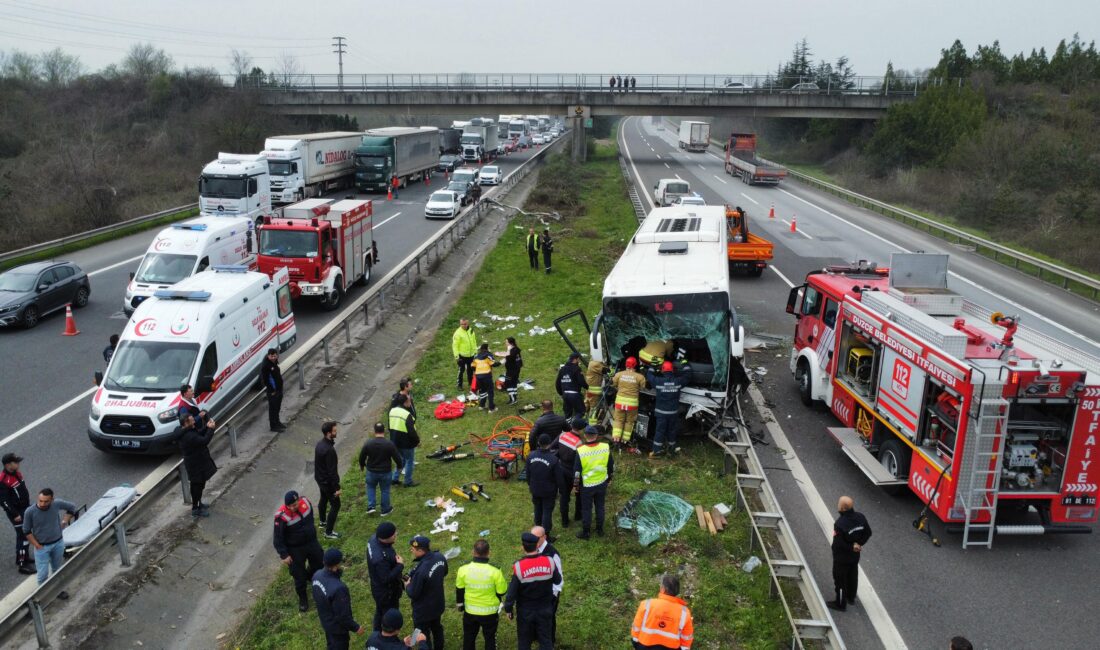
[479,166,502,185]
[425,190,462,219]
[723,81,749,92]
[671,193,706,206]
[531,134,546,145]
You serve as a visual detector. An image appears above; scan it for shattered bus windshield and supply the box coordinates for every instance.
[602,292,731,391]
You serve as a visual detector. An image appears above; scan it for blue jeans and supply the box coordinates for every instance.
[365,471,392,511]
[34,539,65,585]
[392,448,415,485]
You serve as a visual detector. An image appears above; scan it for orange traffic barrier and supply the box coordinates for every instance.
[790,216,797,233]
[62,304,79,336]
[769,203,775,219]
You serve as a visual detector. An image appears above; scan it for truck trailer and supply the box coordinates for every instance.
[354,127,440,193]
[677,121,711,152]
[787,253,1100,547]
[724,133,787,185]
[439,128,463,155]
[262,132,362,205]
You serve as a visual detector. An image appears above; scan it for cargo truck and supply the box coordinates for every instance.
[508,119,527,141]
[650,115,663,131]
[439,128,462,155]
[461,118,499,163]
[198,153,272,223]
[257,198,377,310]
[354,127,441,192]
[724,133,787,185]
[261,132,361,205]
[724,205,773,277]
[678,121,711,152]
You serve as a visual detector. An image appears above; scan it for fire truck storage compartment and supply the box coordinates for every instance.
[920,381,961,462]
[837,318,883,400]
[1000,401,1072,492]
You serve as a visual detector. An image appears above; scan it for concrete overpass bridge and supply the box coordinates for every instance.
[250,73,948,158]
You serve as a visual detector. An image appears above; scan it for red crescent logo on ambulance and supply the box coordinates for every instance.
[134,318,157,337]
[170,320,190,336]
[153,238,171,251]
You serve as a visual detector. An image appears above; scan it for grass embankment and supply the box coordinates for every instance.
[233,137,790,649]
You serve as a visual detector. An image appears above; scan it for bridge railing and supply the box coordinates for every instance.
[229,73,951,96]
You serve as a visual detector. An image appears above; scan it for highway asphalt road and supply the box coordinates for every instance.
[0,139,554,594]
[621,116,1100,649]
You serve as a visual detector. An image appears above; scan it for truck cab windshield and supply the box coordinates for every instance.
[134,253,198,285]
[105,341,200,393]
[199,176,247,199]
[260,230,318,258]
[355,155,385,169]
[460,135,482,144]
[267,160,294,176]
[602,292,731,391]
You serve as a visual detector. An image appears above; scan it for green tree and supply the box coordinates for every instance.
[865,85,986,169]
[971,41,1009,82]
[931,39,970,79]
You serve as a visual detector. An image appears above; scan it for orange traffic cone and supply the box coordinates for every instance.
[790,216,797,232]
[387,187,393,201]
[425,172,430,187]
[444,169,449,180]
[62,303,79,336]
[769,203,775,219]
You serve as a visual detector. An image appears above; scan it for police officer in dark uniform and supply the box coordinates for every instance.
[0,453,34,574]
[526,434,560,537]
[552,418,584,528]
[367,522,405,631]
[404,535,448,650]
[828,495,872,611]
[260,348,286,432]
[503,531,562,650]
[554,353,588,420]
[273,490,325,611]
[365,608,429,649]
[312,548,365,649]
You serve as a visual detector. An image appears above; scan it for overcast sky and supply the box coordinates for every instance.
[1,0,1096,77]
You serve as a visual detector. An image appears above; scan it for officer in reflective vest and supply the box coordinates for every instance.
[526,227,541,270]
[631,574,694,650]
[573,425,614,539]
[553,419,584,528]
[273,490,325,612]
[455,538,508,649]
[583,359,607,424]
[610,357,648,445]
[389,396,420,488]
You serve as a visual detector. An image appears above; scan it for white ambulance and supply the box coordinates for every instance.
[90,266,296,454]
[124,215,256,315]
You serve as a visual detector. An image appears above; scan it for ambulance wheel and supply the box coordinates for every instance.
[796,359,815,407]
[322,284,343,311]
[878,439,911,494]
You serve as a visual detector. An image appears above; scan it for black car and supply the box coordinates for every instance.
[0,261,91,329]
[438,154,463,173]
[446,180,474,206]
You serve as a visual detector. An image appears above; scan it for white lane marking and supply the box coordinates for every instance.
[88,255,143,277]
[0,387,96,448]
[664,163,671,169]
[746,385,909,650]
[698,164,706,171]
[675,174,683,181]
[713,175,727,184]
[779,219,813,239]
[778,188,1100,349]
[739,193,759,205]
[655,152,661,159]
[621,118,656,211]
[708,152,724,162]
[374,211,403,229]
[770,264,797,288]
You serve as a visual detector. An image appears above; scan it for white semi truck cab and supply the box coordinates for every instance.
[199,153,272,223]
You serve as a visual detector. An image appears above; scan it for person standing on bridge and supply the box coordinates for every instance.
[0,453,35,575]
[631,76,637,91]
[828,495,872,611]
[261,348,286,432]
[610,76,617,92]
[526,227,541,270]
[540,228,553,274]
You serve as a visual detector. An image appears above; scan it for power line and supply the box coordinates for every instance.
[332,36,346,90]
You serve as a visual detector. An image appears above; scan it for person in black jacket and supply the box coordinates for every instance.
[359,423,404,515]
[552,419,584,528]
[503,532,561,649]
[391,377,417,418]
[367,522,405,631]
[555,352,588,419]
[828,495,872,611]
[313,421,341,539]
[365,608,429,649]
[179,412,217,517]
[260,348,286,432]
[313,548,364,649]
[404,535,448,650]
[273,490,324,611]
[177,384,207,430]
[0,453,34,574]
[496,337,523,404]
[528,401,567,454]
[539,228,553,274]
[526,435,560,538]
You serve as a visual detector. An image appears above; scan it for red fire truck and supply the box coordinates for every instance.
[786,253,1100,547]
[257,198,378,311]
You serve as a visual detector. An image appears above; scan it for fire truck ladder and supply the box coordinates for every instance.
[958,370,1009,549]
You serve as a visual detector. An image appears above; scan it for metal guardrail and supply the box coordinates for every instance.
[0,139,565,648]
[231,73,951,97]
[0,203,199,266]
[777,166,1100,301]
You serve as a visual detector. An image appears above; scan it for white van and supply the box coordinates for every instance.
[654,178,691,207]
[89,266,296,454]
[124,215,255,315]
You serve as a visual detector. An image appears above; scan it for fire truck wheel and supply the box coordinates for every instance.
[878,439,911,485]
[358,259,372,287]
[322,283,343,311]
[796,359,815,407]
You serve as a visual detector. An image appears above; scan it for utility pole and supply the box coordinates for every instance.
[332,36,346,91]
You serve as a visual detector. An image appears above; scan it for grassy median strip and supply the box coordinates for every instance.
[233,137,790,649]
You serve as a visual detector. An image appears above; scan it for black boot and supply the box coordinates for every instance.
[297,590,309,612]
[826,589,846,611]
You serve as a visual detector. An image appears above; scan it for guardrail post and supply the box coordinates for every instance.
[404,266,410,286]
[363,302,370,326]
[114,522,132,566]
[29,600,48,648]
[322,337,331,365]
[343,320,351,344]
[179,465,191,505]
[229,426,239,458]
[297,361,306,390]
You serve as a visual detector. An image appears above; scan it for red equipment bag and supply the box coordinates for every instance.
[434,399,466,420]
